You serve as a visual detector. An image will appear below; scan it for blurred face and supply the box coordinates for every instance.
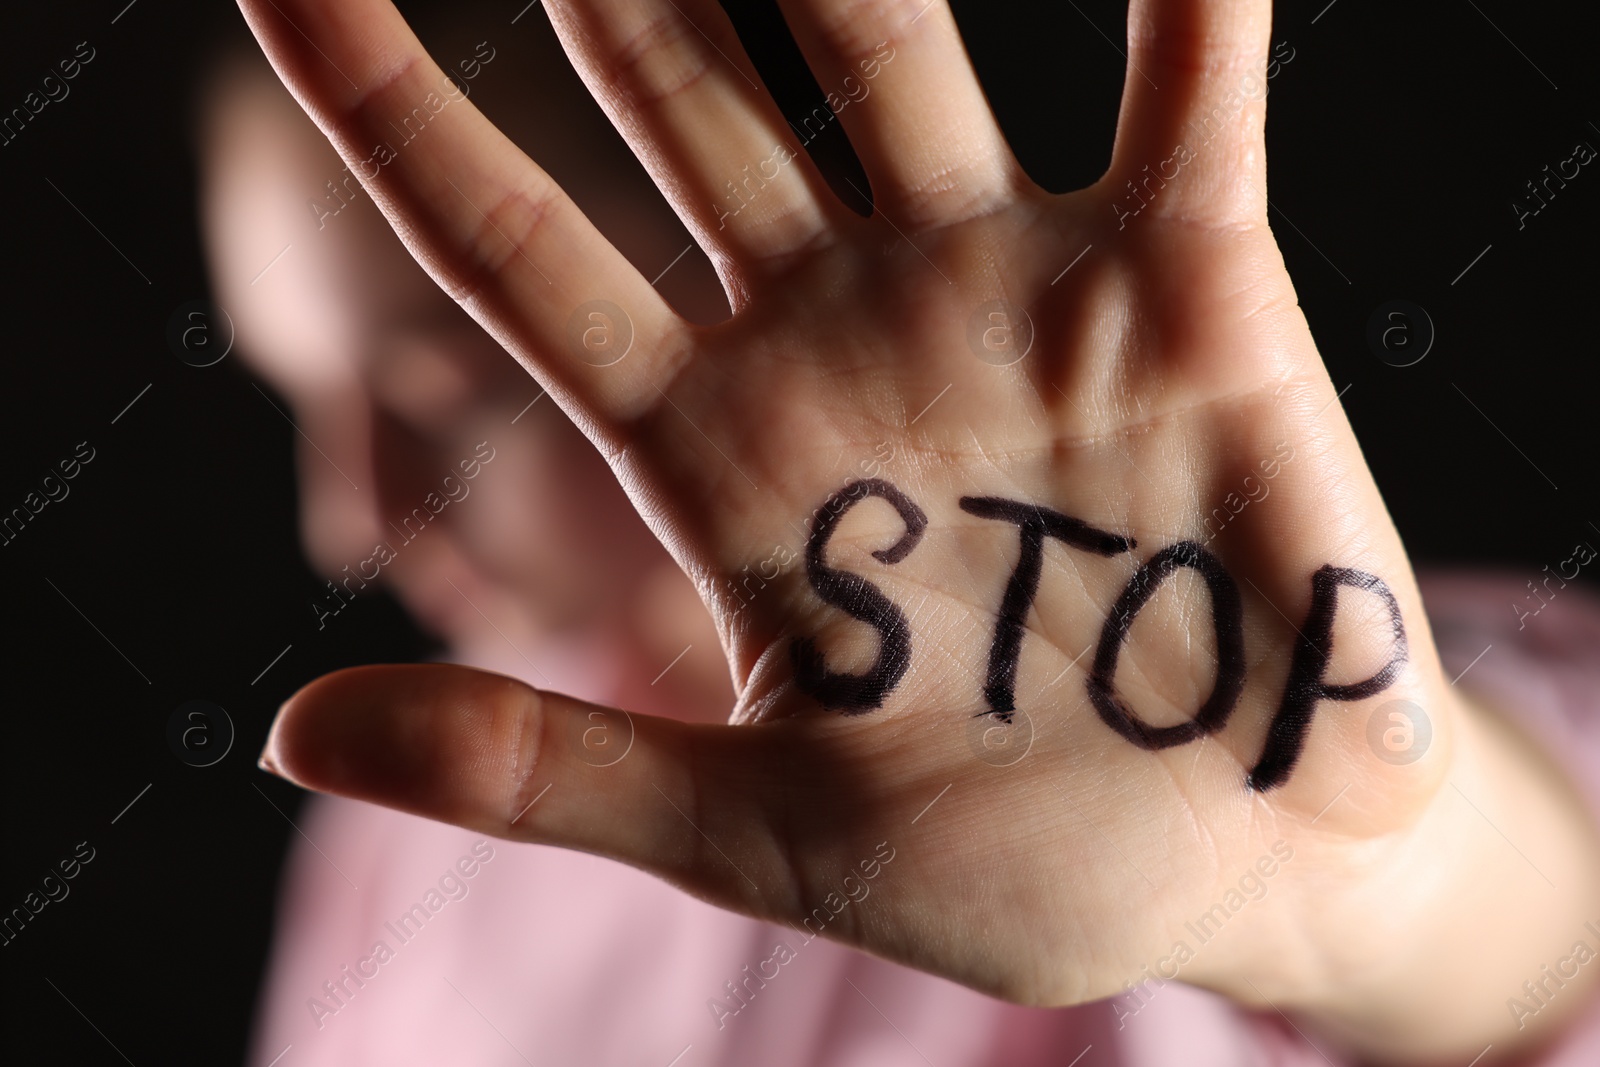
[199,62,671,648]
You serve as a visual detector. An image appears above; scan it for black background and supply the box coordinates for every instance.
[1,1,1594,1063]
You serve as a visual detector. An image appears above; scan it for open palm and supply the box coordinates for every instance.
[244,0,1456,1019]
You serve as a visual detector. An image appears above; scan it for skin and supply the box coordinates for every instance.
[231,0,1600,1061]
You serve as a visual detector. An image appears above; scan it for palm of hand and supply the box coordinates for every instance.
[246,0,1450,1011]
[639,198,1432,1005]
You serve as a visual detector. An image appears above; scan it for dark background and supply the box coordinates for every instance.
[1,1,1593,1062]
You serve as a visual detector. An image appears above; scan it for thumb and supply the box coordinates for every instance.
[259,663,810,916]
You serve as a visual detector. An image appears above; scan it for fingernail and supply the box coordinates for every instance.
[258,704,288,777]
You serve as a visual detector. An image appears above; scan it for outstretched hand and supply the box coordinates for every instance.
[241,1,1600,1060]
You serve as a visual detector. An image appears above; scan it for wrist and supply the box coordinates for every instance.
[1277,688,1600,1063]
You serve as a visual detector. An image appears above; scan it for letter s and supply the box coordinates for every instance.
[790,479,927,712]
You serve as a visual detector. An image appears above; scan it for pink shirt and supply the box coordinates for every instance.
[248,573,1600,1066]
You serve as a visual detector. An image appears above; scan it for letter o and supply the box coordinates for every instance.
[1088,541,1246,749]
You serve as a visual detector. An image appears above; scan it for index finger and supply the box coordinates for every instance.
[236,0,686,428]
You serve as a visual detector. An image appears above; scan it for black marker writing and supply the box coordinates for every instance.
[1246,566,1408,791]
[790,479,927,713]
[959,496,1135,720]
[789,488,1411,792]
[1088,540,1245,748]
